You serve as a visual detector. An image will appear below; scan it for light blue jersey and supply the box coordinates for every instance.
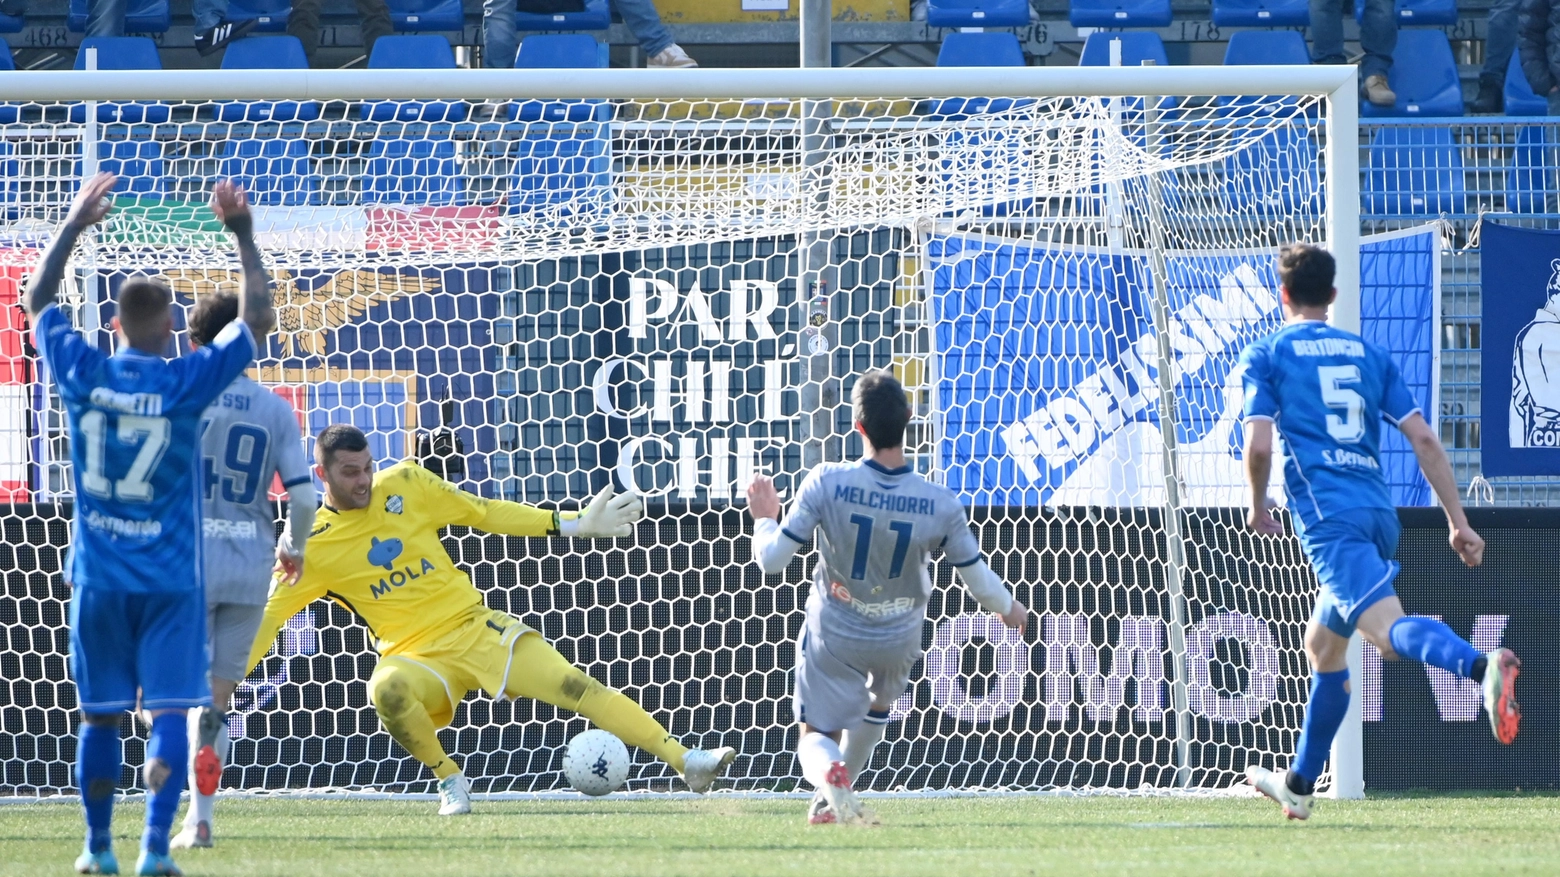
[1239,319,1421,531]
[35,304,256,594]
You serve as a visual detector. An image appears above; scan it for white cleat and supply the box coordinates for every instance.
[1244,765,1313,821]
[806,791,835,825]
[680,747,736,793]
[815,761,879,826]
[168,820,211,850]
[437,773,471,816]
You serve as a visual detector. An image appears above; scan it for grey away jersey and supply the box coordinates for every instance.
[779,459,982,641]
[199,376,311,605]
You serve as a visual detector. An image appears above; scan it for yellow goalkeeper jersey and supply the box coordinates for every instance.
[246,461,559,672]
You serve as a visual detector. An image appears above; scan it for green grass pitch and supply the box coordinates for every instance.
[2,793,1556,876]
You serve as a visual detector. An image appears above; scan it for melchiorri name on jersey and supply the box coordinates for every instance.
[594,277,794,501]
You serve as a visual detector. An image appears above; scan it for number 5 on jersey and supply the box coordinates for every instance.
[1318,365,1365,444]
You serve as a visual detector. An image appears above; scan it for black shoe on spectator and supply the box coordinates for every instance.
[194,19,256,57]
[1470,75,1503,114]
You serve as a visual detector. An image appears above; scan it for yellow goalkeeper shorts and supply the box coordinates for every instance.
[377,606,535,728]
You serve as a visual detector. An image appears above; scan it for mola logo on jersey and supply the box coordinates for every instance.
[366,535,436,599]
[367,536,404,570]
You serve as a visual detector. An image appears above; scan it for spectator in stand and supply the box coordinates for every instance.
[1309,0,1397,108]
[483,0,696,69]
[288,0,393,65]
[1520,0,1560,114]
[1473,0,1521,112]
[192,12,256,56]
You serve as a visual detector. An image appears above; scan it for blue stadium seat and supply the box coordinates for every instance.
[94,141,170,195]
[516,0,609,31]
[219,37,319,122]
[937,32,1024,67]
[72,38,170,123]
[1224,123,1320,213]
[1365,126,1465,214]
[1506,126,1556,213]
[0,12,22,32]
[218,139,317,206]
[507,127,612,216]
[364,35,468,122]
[1223,30,1310,65]
[1360,30,1462,117]
[926,0,1030,27]
[1212,0,1308,25]
[68,0,170,32]
[225,0,289,32]
[364,139,462,205]
[388,0,464,32]
[1071,0,1172,27]
[0,46,12,69]
[1505,52,1547,116]
[0,50,16,125]
[1078,32,1168,67]
[512,34,610,121]
[1357,0,1456,25]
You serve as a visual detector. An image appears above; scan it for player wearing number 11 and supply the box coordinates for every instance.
[1239,244,1522,821]
[27,174,276,875]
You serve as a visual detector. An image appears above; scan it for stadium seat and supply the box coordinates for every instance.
[515,0,609,31]
[1224,123,1320,213]
[512,34,610,121]
[364,35,468,122]
[1359,30,1462,117]
[1507,126,1556,213]
[926,0,1030,27]
[219,37,320,122]
[1211,0,1308,25]
[225,0,290,32]
[95,141,170,196]
[72,38,170,124]
[1505,52,1547,116]
[364,139,462,205]
[1078,32,1168,67]
[388,0,464,32]
[218,139,318,206]
[1357,0,1457,25]
[0,11,22,32]
[937,32,1024,67]
[507,127,612,215]
[1365,126,1465,214]
[0,46,12,70]
[1070,0,1172,28]
[67,0,170,33]
[1223,32,1310,65]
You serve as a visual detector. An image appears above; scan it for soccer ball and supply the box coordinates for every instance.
[563,729,630,797]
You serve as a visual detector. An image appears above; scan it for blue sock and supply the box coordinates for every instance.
[77,720,121,854]
[1293,668,1350,784]
[142,714,188,857]
[1388,616,1484,678]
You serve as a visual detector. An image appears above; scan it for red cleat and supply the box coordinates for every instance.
[193,744,221,797]
[1482,648,1521,745]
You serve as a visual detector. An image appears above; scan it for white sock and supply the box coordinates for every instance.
[840,711,889,782]
[797,732,844,791]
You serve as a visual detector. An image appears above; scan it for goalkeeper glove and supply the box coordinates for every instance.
[560,484,642,538]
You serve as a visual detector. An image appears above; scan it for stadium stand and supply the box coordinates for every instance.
[218,36,320,121]
[1070,0,1173,27]
[94,140,170,195]
[1506,125,1556,212]
[936,31,1025,67]
[1211,0,1310,26]
[217,139,319,207]
[0,9,21,31]
[1359,0,1459,24]
[72,37,170,123]
[514,31,609,70]
[1365,126,1466,214]
[66,0,170,32]
[1505,52,1548,116]
[926,0,1031,27]
[387,0,464,32]
[224,0,290,31]
[1077,31,1168,66]
[1360,29,1464,117]
[1222,30,1311,65]
[364,34,468,122]
[363,138,462,205]
[515,0,610,31]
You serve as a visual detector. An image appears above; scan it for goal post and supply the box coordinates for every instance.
[0,65,1365,799]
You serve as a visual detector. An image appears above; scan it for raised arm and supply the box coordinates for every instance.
[209,180,275,339]
[746,475,804,574]
[25,172,117,319]
[1399,412,1485,567]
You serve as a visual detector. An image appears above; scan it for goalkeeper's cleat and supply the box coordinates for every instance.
[193,708,225,797]
[133,851,181,876]
[806,791,835,825]
[680,746,736,793]
[437,772,472,816]
[1483,647,1521,744]
[1244,765,1312,821]
[75,846,119,875]
[816,761,878,826]
[169,821,211,850]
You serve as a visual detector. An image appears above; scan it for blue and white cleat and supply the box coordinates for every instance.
[1483,647,1521,745]
[1244,765,1313,821]
[74,846,119,875]
[133,851,182,876]
[437,772,471,816]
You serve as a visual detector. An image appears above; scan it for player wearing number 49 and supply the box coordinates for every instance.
[245,425,736,816]
[27,173,277,876]
[1239,244,1522,821]
[746,371,1027,826]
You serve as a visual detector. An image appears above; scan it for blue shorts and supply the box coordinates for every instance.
[1297,507,1401,639]
[70,587,211,714]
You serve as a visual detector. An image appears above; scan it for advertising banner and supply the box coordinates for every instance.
[1479,222,1560,475]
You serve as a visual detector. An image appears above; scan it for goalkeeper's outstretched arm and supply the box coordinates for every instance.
[414,464,642,539]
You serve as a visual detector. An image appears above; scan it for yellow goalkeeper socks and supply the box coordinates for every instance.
[508,633,690,773]
[369,662,461,781]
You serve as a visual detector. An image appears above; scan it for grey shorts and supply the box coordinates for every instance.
[793,625,920,733]
[207,602,266,683]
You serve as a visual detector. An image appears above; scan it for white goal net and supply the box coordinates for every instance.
[0,66,1358,797]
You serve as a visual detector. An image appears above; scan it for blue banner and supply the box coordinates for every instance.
[1361,227,1438,506]
[1479,222,1560,476]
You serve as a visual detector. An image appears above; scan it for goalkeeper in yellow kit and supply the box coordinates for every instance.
[246,424,735,814]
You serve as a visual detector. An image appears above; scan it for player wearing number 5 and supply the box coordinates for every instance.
[1239,245,1522,821]
[27,173,276,875]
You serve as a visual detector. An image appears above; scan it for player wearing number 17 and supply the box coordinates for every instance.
[27,174,276,875]
[1239,244,1522,821]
